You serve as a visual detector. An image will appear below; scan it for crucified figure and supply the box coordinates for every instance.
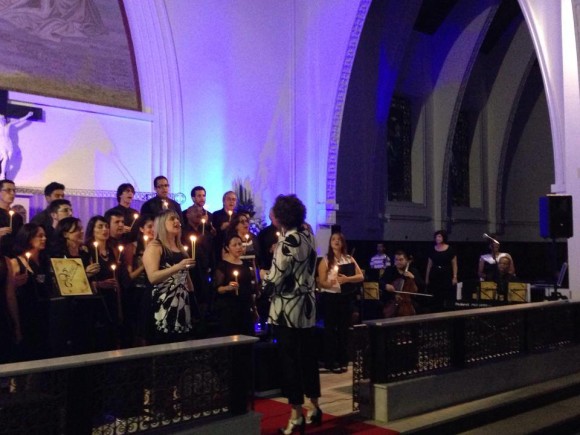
[0,111,33,179]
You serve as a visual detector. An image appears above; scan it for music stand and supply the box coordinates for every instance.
[477,281,497,301]
[546,262,568,301]
[507,282,527,303]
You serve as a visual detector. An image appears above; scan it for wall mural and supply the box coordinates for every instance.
[0,0,140,110]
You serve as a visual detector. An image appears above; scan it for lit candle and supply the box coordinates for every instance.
[25,252,31,262]
[129,213,139,230]
[8,210,14,230]
[227,210,232,221]
[201,218,206,235]
[233,270,239,295]
[245,234,250,244]
[162,200,168,210]
[143,235,149,245]
[183,245,188,253]
[118,245,124,263]
[276,231,280,241]
[111,264,117,280]
[189,235,197,260]
[93,241,99,263]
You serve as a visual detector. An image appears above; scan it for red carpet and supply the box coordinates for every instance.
[255,398,398,434]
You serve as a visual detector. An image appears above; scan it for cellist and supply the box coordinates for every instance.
[379,250,426,318]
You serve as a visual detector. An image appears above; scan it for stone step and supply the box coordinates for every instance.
[379,372,580,434]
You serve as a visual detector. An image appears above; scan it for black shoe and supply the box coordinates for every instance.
[306,407,323,426]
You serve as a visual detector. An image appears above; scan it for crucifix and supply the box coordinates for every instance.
[0,89,43,179]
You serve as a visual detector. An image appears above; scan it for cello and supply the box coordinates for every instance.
[383,256,418,317]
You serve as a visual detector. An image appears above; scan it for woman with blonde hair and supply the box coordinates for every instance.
[143,210,196,344]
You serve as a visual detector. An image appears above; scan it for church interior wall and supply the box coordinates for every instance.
[7,92,153,193]
[336,0,558,251]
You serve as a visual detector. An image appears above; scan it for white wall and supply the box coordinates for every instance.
[8,93,152,192]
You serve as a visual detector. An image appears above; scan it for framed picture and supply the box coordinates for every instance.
[51,258,93,296]
[12,195,31,223]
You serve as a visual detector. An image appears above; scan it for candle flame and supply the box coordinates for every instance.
[118,245,124,252]
[93,241,98,247]
[111,264,117,271]
[133,213,139,219]
[8,210,14,216]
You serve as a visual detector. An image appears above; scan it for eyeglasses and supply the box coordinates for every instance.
[1,188,16,193]
[156,184,170,188]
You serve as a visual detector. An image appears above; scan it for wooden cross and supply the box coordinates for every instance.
[0,89,43,120]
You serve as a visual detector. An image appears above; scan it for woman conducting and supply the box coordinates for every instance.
[260,194,321,434]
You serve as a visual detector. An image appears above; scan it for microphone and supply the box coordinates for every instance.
[483,233,500,244]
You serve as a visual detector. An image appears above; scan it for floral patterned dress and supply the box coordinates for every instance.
[152,249,192,335]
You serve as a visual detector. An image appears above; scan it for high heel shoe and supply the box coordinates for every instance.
[278,415,305,434]
[306,406,323,426]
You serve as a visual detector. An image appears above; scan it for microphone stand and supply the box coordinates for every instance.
[545,237,566,301]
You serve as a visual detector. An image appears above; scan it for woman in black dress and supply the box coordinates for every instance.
[85,215,122,350]
[11,223,52,360]
[142,210,196,344]
[425,230,458,312]
[0,254,19,363]
[213,232,257,336]
[123,215,154,346]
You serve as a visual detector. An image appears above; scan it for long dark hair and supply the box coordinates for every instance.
[13,223,45,256]
[51,217,82,257]
[326,232,348,268]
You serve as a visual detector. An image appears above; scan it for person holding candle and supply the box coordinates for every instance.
[85,215,122,350]
[182,204,214,324]
[259,194,321,432]
[0,179,24,257]
[189,186,216,236]
[317,231,364,374]
[140,176,182,221]
[105,183,139,243]
[211,190,237,233]
[228,212,260,259]
[105,209,126,246]
[50,217,99,275]
[11,223,52,361]
[213,233,257,337]
[124,216,155,346]
[49,217,107,355]
[143,209,196,344]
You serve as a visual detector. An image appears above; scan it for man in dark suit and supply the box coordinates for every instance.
[140,176,182,219]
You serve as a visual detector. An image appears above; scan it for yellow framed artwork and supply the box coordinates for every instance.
[51,258,93,296]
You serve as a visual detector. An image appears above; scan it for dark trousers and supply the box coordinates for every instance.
[275,326,321,405]
[322,292,352,367]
